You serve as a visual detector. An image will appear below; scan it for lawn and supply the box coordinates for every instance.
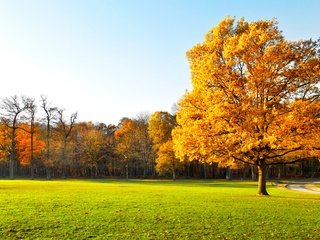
[0,179,319,240]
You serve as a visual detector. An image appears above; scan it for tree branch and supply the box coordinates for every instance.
[265,146,303,159]
[231,155,255,166]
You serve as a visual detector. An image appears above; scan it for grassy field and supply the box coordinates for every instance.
[0,179,319,240]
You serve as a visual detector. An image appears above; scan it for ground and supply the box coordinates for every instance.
[0,179,319,239]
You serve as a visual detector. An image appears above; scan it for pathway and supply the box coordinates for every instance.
[285,181,320,194]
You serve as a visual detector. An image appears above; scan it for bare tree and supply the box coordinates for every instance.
[40,95,57,180]
[57,109,77,178]
[22,97,37,179]
[0,95,28,179]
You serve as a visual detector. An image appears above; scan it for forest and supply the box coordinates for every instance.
[0,94,319,181]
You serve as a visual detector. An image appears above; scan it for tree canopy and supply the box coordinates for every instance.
[173,17,320,195]
[148,111,181,179]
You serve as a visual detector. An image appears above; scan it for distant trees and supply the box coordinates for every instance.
[23,97,37,179]
[172,17,320,195]
[0,93,318,181]
[0,96,167,179]
[74,122,105,177]
[0,96,28,179]
[0,95,78,179]
[40,95,57,179]
[57,109,77,178]
[114,117,155,179]
[148,111,181,179]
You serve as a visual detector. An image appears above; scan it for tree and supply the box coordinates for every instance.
[0,96,28,179]
[114,117,154,179]
[173,17,320,195]
[148,111,176,150]
[156,140,181,180]
[103,124,118,176]
[16,123,45,170]
[148,111,181,179]
[135,114,155,177]
[22,97,37,178]
[40,95,57,179]
[0,122,11,175]
[74,122,105,177]
[57,109,77,178]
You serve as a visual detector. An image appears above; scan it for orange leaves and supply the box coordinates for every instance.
[16,124,45,166]
[173,17,320,168]
[0,123,45,166]
[0,123,10,161]
[115,117,153,162]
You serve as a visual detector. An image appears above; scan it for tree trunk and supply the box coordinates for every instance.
[257,161,269,195]
[251,166,256,180]
[30,165,35,179]
[311,160,315,178]
[172,168,176,181]
[9,157,14,179]
[61,138,67,179]
[126,162,129,179]
[143,161,146,178]
[226,167,231,180]
[46,167,51,180]
[203,163,207,179]
[9,125,16,179]
[30,131,35,179]
[111,160,115,177]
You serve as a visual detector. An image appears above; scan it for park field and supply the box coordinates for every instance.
[0,180,319,240]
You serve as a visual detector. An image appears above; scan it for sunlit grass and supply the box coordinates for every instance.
[0,179,319,239]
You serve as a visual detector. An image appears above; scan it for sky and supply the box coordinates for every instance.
[0,0,319,125]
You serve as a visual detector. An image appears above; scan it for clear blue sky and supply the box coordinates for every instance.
[0,0,319,124]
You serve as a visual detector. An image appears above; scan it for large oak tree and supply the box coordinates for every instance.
[173,17,320,195]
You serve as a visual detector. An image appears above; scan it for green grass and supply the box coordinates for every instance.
[0,180,319,240]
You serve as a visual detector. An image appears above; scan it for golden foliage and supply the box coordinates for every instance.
[155,140,180,174]
[74,122,105,167]
[173,17,320,168]
[148,111,176,151]
[115,118,153,161]
[148,112,181,176]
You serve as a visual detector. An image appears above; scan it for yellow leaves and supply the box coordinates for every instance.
[174,17,320,168]
[148,111,176,151]
[205,17,234,43]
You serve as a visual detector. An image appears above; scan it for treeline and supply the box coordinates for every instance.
[0,95,319,179]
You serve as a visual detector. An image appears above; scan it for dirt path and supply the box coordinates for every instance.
[285,181,320,194]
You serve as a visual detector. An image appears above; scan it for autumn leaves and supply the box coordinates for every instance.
[173,17,320,195]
